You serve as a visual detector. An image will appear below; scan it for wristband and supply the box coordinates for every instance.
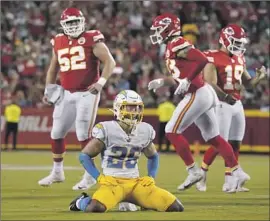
[97,77,107,87]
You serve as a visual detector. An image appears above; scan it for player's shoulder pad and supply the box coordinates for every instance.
[171,37,193,52]
[137,122,156,141]
[85,30,105,43]
[92,122,107,141]
[50,33,65,46]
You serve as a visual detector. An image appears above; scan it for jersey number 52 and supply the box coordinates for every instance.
[58,46,86,72]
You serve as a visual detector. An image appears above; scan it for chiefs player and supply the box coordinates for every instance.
[196,24,266,192]
[148,13,250,193]
[38,8,116,190]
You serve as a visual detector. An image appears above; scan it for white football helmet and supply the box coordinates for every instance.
[113,90,144,127]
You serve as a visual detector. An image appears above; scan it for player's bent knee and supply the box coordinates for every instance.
[51,129,66,140]
[166,199,184,212]
[86,200,106,213]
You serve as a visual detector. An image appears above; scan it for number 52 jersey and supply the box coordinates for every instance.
[91,121,156,178]
[51,30,105,92]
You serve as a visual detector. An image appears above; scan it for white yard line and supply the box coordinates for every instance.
[1,164,82,171]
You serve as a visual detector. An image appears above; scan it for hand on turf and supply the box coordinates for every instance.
[139,176,155,187]
[97,174,118,186]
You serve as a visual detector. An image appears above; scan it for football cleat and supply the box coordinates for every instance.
[237,186,250,192]
[69,192,89,211]
[178,166,203,191]
[196,170,207,192]
[38,171,65,186]
[118,203,138,212]
[72,171,97,190]
[226,168,250,193]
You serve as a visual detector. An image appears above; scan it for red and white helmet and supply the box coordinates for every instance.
[60,8,85,38]
[150,13,181,45]
[219,24,248,56]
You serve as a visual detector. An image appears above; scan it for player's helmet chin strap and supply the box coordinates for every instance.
[60,17,85,38]
[113,102,144,128]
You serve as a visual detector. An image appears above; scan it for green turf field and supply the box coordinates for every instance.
[1,151,269,220]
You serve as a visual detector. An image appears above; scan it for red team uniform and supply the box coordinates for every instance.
[39,8,106,190]
[50,30,104,144]
[148,13,249,192]
[204,50,246,142]
[164,37,220,143]
[52,31,103,92]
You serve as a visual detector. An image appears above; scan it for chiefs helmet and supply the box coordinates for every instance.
[60,8,85,38]
[150,13,181,45]
[219,24,248,56]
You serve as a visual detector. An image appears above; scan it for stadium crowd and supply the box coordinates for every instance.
[1,1,269,110]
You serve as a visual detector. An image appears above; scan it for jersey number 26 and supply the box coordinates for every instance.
[58,46,86,72]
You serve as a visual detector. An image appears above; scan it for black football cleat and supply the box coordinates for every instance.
[69,192,89,211]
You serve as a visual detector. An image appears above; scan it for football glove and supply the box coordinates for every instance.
[139,176,155,187]
[97,174,118,186]
[255,66,267,81]
[44,84,64,105]
[148,78,164,92]
[224,94,237,105]
[174,78,191,95]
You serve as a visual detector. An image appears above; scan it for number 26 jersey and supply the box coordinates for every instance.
[204,50,246,100]
[91,121,156,178]
[51,30,104,92]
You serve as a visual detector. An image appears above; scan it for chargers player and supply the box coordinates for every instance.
[196,24,266,192]
[69,90,184,213]
[38,8,116,190]
[147,13,250,193]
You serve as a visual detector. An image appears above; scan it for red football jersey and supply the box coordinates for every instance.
[51,30,105,92]
[165,37,205,93]
[204,50,245,100]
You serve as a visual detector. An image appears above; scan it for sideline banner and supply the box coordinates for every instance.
[1,108,269,153]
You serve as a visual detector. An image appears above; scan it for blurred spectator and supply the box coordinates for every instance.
[157,96,176,152]
[1,1,269,110]
[3,96,21,150]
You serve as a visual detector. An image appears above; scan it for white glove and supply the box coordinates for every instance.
[148,78,164,92]
[118,203,138,212]
[44,84,64,105]
[174,78,191,95]
[256,66,267,81]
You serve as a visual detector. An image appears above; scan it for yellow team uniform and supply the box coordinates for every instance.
[91,121,177,211]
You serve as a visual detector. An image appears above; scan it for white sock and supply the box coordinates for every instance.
[53,161,63,173]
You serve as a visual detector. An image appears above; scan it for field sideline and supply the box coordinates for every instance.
[1,151,269,220]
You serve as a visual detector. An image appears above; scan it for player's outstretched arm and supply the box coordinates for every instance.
[242,66,267,88]
[204,63,236,105]
[79,138,105,180]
